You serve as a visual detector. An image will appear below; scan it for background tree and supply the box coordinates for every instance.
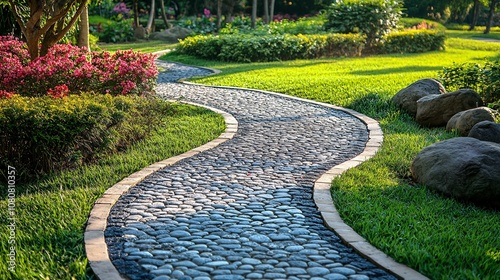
[145,0,155,33]
[251,0,257,28]
[470,0,482,30]
[217,0,222,30]
[485,0,499,33]
[7,0,89,60]
[78,4,90,50]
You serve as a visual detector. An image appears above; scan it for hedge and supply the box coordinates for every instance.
[378,30,446,54]
[0,94,173,181]
[178,33,366,62]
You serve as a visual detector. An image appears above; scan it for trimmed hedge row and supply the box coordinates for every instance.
[0,94,173,181]
[178,33,366,62]
[177,30,445,62]
[378,30,446,54]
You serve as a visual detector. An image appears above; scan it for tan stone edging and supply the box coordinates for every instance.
[181,74,428,280]
[85,59,428,280]
[84,102,238,280]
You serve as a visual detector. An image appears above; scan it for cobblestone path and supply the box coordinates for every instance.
[105,62,397,280]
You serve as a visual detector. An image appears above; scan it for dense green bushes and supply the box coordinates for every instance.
[178,33,365,62]
[439,61,500,107]
[379,30,446,53]
[325,0,402,46]
[0,94,172,181]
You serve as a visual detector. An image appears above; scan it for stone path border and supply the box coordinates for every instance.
[85,61,428,280]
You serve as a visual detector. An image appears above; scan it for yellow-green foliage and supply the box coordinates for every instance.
[379,29,446,53]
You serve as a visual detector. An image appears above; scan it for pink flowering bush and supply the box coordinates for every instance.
[405,20,437,31]
[0,36,158,98]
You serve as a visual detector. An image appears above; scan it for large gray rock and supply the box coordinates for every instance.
[446,107,496,136]
[468,121,500,144]
[150,26,193,43]
[392,78,446,117]
[411,137,500,208]
[416,89,483,127]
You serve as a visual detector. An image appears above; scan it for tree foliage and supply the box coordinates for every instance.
[325,0,402,47]
[6,0,88,60]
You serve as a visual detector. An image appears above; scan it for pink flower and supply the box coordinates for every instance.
[204,8,211,18]
[47,84,69,99]
[0,90,14,99]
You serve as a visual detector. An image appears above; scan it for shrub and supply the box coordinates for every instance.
[0,94,173,181]
[178,33,365,62]
[378,29,446,53]
[399,17,446,31]
[0,37,158,97]
[325,0,402,46]
[98,16,135,43]
[439,61,500,105]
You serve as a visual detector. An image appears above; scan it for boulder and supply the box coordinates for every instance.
[446,107,496,136]
[415,89,483,127]
[150,26,193,43]
[134,25,147,39]
[411,137,500,208]
[468,121,500,144]
[391,78,446,117]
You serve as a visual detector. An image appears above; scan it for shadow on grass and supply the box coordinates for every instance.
[351,65,443,76]
[160,53,334,76]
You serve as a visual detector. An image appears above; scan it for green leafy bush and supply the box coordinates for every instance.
[378,29,446,53]
[0,94,173,181]
[325,0,402,46]
[178,33,365,62]
[96,16,135,43]
[439,61,500,105]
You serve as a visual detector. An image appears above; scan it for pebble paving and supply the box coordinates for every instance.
[105,61,397,280]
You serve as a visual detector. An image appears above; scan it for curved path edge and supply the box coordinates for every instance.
[84,101,238,280]
[85,60,428,280]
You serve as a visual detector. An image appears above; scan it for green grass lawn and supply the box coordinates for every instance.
[97,40,178,54]
[0,104,225,279]
[161,37,500,279]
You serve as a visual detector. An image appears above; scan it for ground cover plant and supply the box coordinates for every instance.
[162,33,500,279]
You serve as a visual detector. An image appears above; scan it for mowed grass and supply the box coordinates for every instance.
[0,103,225,279]
[161,38,500,279]
[97,40,177,54]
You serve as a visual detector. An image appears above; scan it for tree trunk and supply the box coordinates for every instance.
[485,0,498,34]
[217,0,222,30]
[133,0,140,27]
[78,5,90,51]
[469,0,480,31]
[252,0,257,28]
[270,0,275,23]
[160,0,172,29]
[146,0,156,34]
[263,0,269,24]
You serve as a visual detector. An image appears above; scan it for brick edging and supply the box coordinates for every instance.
[85,59,428,280]
[84,102,238,280]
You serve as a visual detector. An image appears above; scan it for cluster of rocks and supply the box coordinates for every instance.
[392,78,500,208]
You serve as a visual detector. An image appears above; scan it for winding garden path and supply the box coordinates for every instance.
[88,62,425,280]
